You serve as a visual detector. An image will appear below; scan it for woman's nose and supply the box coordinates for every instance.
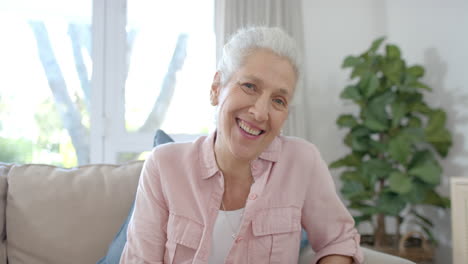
[249,97,269,122]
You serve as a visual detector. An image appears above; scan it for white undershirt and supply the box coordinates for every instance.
[207,208,244,264]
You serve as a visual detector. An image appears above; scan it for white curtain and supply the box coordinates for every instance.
[214,0,308,138]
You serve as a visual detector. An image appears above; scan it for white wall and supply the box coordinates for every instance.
[301,0,468,263]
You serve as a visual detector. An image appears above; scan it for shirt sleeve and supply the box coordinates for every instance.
[120,149,169,264]
[301,145,364,264]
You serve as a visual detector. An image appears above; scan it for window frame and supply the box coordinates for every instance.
[91,0,208,164]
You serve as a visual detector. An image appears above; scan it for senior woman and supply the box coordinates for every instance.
[120,27,363,264]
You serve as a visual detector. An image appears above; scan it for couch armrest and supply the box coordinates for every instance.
[451,177,468,264]
[298,246,416,264]
[0,164,11,264]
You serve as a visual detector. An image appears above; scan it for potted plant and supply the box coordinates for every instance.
[330,37,452,257]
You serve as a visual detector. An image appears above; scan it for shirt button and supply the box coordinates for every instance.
[249,193,258,200]
[235,236,243,243]
[252,162,259,170]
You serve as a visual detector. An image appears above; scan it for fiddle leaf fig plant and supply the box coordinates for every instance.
[330,37,452,247]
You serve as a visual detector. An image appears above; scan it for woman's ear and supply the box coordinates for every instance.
[210,72,221,106]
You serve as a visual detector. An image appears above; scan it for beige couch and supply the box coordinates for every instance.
[0,161,414,264]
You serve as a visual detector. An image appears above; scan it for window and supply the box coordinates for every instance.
[0,0,216,166]
[0,0,92,167]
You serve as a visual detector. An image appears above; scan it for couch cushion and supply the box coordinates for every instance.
[6,161,143,264]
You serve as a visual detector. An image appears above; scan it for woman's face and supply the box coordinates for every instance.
[211,49,297,162]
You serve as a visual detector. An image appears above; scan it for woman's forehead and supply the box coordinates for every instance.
[235,52,296,91]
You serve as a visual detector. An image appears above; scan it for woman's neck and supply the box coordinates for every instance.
[213,134,255,210]
[213,136,252,184]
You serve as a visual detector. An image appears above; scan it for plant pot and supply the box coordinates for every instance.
[360,231,434,263]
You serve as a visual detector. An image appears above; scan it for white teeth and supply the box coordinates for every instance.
[238,120,262,136]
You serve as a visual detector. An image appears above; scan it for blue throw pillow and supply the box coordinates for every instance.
[153,129,174,147]
[97,129,174,264]
[300,229,309,249]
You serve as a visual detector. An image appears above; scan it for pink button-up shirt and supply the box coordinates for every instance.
[120,133,363,264]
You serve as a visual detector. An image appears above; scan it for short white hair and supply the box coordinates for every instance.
[217,27,301,86]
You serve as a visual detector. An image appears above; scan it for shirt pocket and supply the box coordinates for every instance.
[248,207,302,264]
[164,213,204,264]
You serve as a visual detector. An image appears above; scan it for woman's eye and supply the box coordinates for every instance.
[240,82,256,94]
[273,98,286,106]
[243,83,255,90]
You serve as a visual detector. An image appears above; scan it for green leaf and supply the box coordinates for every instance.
[330,153,362,168]
[351,126,372,137]
[388,134,411,164]
[401,92,423,105]
[422,190,450,208]
[420,225,438,245]
[363,111,388,131]
[351,64,371,79]
[369,36,386,53]
[340,170,361,181]
[410,209,434,227]
[425,128,452,156]
[408,161,441,185]
[400,72,422,92]
[411,102,432,114]
[353,215,372,226]
[408,116,422,128]
[399,84,417,93]
[362,91,394,131]
[402,127,424,143]
[389,172,412,194]
[376,191,407,216]
[386,44,401,59]
[347,126,372,152]
[372,55,385,71]
[351,191,374,200]
[403,179,431,204]
[367,74,380,97]
[430,140,452,157]
[368,139,387,153]
[408,82,432,91]
[337,114,358,128]
[340,85,361,101]
[343,56,362,68]
[361,159,393,180]
[360,73,380,98]
[382,59,405,84]
[340,170,373,190]
[407,65,425,78]
[424,109,452,156]
[388,128,424,164]
[341,181,365,200]
[351,137,369,152]
[425,109,446,133]
[409,150,436,169]
[344,132,353,147]
[391,101,407,128]
[350,202,378,215]
[412,82,432,91]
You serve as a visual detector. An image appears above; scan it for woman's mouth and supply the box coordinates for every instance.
[237,118,265,136]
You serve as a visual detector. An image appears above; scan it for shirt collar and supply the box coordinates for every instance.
[199,131,282,180]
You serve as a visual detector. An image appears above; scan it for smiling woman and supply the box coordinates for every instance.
[211,48,296,163]
[120,27,364,264]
